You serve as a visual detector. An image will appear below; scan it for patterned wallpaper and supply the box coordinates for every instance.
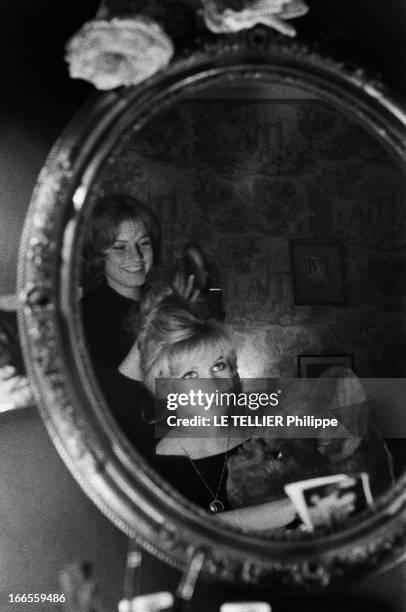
[95,99,406,378]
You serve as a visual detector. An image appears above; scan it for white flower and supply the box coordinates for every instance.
[202,0,309,37]
[65,17,174,90]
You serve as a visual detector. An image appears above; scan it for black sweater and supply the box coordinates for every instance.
[150,445,241,512]
[81,282,155,457]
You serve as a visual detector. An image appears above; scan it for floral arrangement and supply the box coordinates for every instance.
[65,0,309,90]
[66,16,173,90]
[202,0,309,37]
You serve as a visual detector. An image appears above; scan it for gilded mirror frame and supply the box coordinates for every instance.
[17,30,406,590]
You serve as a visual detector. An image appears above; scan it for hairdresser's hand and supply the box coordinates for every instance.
[119,341,143,381]
[0,365,34,411]
[172,272,200,302]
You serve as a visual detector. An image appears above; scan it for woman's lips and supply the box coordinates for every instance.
[121,266,143,273]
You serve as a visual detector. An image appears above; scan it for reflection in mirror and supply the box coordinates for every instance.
[80,81,406,533]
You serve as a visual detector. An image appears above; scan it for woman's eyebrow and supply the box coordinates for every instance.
[181,368,198,375]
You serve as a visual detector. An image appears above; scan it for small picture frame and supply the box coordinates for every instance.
[290,240,345,305]
[285,473,373,531]
[298,354,354,378]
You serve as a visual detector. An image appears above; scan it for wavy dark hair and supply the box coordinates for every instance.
[83,194,161,283]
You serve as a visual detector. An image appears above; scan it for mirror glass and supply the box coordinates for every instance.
[79,79,406,535]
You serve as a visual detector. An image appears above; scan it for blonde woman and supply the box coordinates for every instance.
[120,291,296,529]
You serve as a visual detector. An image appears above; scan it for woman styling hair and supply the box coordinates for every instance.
[81,194,197,455]
[82,194,160,374]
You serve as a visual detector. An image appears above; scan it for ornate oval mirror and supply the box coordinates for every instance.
[17,31,406,591]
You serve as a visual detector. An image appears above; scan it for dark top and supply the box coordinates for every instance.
[81,282,156,457]
[150,444,241,512]
[81,281,138,369]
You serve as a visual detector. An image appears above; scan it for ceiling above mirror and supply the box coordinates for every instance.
[17,18,406,593]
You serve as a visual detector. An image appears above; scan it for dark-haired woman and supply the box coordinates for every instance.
[81,195,159,454]
[81,194,195,456]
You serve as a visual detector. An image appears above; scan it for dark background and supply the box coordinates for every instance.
[2,0,406,129]
[0,1,405,610]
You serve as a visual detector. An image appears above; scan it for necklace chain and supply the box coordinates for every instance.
[179,432,230,514]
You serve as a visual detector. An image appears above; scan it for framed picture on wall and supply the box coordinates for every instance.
[298,354,354,378]
[290,240,345,305]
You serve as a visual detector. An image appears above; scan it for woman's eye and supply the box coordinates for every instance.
[139,238,152,248]
[112,244,125,251]
[212,361,226,372]
[182,371,198,379]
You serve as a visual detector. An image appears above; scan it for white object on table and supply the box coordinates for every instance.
[220,603,271,612]
[118,591,174,612]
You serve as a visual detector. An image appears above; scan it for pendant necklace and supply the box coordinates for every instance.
[179,432,230,514]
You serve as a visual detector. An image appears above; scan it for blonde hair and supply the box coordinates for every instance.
[137,289,238,393]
